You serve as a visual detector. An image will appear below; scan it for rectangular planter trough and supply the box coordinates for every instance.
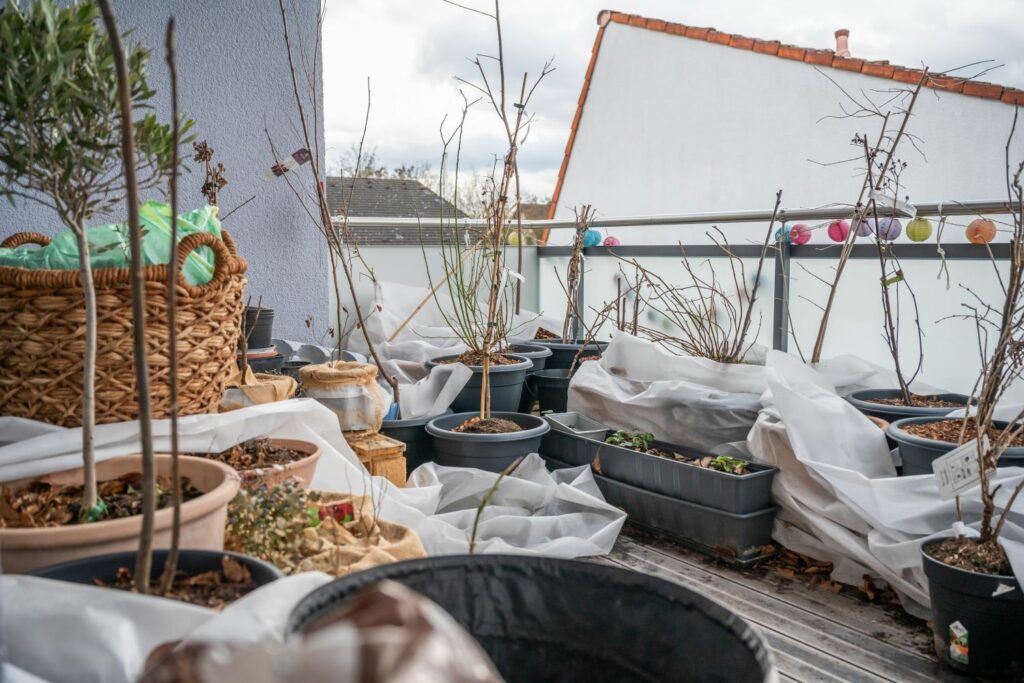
[546,428,777,514]
[595,474,777,565]
[541,454,776,565]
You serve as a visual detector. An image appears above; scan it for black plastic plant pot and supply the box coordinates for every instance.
[424,411,550,472]
[381,409,453,475]
[31,548,283,588]
[845,388,969,423]
[287,554,777,682]
[583,431,776,514]
[596,475,777,564]
[533,368,571,413]
[426,354,531,414]
[242,306,275,350]
[508,343,553,413]
[921,538,1023,678]
[281,359,310,382]
[534,339,609,370]
[243,354,284,374]
[506,343,553,373]
[889,416,1024,476]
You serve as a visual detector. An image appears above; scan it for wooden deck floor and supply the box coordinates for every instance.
[598,527,957,683]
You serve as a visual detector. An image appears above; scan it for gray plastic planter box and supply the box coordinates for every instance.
[426,354,530,414]
[888,416,1024,476]
[595,474,777,564]
[425,411,550,472]
[545,412,607,437]
[546,429,775,514]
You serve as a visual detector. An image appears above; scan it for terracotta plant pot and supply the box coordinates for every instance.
[0,454,240,574]
[242,439,322,488]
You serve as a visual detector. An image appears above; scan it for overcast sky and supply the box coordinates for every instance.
[322,0,1024,198]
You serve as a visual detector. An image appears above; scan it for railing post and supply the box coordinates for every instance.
[572,254,585,340]
[772,240,790,352]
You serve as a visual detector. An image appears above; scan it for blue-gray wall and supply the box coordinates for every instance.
[0,0,328,342]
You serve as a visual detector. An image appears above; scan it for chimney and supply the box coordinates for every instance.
[834,29,850,57]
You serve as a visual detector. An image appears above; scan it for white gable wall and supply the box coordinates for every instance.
[553,23,1023,235]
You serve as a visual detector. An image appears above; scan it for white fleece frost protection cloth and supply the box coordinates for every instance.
[567,332,945,453]
[751,351,1024,618]
[347,280,554,385]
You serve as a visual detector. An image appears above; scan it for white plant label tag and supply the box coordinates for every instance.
[932,436,989,500]
[992,583,1017,597]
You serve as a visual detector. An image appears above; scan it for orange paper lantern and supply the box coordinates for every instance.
[966,218,996,244]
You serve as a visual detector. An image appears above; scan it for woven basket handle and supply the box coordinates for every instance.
[176,231,235,288]
[1,232,52,249]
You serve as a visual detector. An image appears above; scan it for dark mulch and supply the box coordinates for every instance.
[865,394,965,409]
[610,442,751,474]
[102,555,257,609]
[926,536,1012,576]
[901,418,1024,447]
[1,474,202,528]
[436,351,521,366]
[454,417,523,434]
[192,438,309,472]
[534,328,559,340]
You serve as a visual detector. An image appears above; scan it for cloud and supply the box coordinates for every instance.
[322,0,1024,198]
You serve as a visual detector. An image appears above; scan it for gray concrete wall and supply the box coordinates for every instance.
[0,0,328,342]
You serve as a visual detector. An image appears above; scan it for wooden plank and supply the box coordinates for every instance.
[633,530,934,655]
[606,539,953,683]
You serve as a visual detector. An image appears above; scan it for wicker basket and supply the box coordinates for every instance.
[0,229,247,426]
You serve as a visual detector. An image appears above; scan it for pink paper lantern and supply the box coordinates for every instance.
[789,223,812,245]
[603,235,621,246]
[827,220,850,242]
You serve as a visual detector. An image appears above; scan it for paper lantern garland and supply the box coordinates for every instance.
[775,224,791,243]
[906,217,932,242]
[855,217,874,237]
[966,218,996,244]
[603,235,620,246]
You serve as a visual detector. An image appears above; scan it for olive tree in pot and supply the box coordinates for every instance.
[0,0,234,578]
[913,121,1024,678]
[18,6,277,605]
[421,4,552,471]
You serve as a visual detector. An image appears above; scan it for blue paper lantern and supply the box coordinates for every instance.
[583,229,603,247]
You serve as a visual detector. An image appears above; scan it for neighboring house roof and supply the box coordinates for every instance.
[326,176,467,245]
[546,9,1024,231]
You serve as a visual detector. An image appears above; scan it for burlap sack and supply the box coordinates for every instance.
[300,361,386,436]
[221,365,298,410]
[296,493,426,576]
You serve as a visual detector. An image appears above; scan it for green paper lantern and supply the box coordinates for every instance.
[906,217,932,242]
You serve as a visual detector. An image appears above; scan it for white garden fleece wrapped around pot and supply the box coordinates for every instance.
[567,332,946,453]
[750,351,1024,618]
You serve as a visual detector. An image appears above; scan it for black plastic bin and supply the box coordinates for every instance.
[596,475,777,564]
[533,368,571,413]
[242,306,275,350]
[287,554,776,682]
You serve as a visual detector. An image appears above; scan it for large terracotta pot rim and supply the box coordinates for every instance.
[0,454,240,549]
